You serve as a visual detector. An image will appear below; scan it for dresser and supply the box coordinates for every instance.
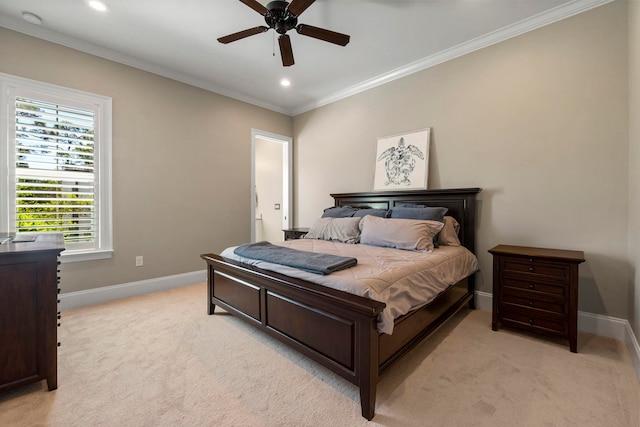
[0,233,64,393]
[489,244,585,353]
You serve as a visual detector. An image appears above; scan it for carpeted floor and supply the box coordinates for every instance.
[0,283,638,427]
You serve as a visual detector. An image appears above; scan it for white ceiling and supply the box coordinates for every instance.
[0,0,609,116]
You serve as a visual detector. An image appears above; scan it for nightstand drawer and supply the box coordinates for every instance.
[502,258,570,281]
[500,310,567,336]
[502,277,567,296]
[501,292,566,315]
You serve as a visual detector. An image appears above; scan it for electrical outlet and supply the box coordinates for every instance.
[135,256,143,267]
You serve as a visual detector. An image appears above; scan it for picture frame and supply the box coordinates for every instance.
[374,128,430,191]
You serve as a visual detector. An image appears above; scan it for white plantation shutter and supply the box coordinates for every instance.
[14,98,96,244]
[1,73,112,261]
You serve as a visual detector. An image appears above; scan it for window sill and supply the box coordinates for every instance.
[60,248,113,263]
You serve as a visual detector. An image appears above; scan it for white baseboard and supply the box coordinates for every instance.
[59,270,206,311]
[475,290,494,312]
[626,321,640,380]
[475,291,640,379]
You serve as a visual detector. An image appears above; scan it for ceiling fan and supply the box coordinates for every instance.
[217,0,350,67]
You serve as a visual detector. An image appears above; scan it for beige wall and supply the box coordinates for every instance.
[629,1,640,341]
[0,28,293,293]
[293,2,630,318]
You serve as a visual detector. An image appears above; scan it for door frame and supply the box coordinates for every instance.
[251,129,292,242]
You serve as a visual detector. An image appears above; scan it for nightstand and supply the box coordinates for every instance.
[283,227,309,241]
[489,244,585,353]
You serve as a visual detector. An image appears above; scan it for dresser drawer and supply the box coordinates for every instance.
[500,310,567,336]
[501,291,566,316]
[502,277,567,297]
[502,257,570,282]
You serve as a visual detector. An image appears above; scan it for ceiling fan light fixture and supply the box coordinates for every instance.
[280,78,291,87]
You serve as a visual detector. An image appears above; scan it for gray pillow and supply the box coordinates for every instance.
[359,216,444,251]
[389,206,448,222]
[353,208,388,218]
[304,217,362,243]
[321,206,358,218]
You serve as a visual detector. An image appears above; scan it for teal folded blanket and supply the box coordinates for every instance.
[233,241,357,275]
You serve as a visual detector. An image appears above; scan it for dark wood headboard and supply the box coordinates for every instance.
[330,188,482,254]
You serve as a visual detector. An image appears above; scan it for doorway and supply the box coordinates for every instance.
[251,129,292,242]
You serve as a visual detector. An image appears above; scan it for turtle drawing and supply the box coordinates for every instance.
[377,137,425,186]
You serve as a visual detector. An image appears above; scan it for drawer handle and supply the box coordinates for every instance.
[529,283,535,289]
[529,319,534,326]
[528,301,534,307]
[529,267,534,272]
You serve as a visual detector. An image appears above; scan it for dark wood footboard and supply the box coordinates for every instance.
[201,253,386,419]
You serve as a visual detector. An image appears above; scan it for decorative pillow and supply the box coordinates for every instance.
[359,215,444,251]
[304,217,362,243]
[352,208,388,218]
[388,206,448,222]
[439,216,461,246]
[321,206,359,218]
[395,203,425,208]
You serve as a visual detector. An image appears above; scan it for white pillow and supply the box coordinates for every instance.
[360,215,444,251]
[303,217,362,243]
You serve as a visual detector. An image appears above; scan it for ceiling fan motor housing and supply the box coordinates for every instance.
[218,0,349,67]
[265,1,298,34]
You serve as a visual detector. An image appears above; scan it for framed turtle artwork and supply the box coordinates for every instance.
[373,128,430,191]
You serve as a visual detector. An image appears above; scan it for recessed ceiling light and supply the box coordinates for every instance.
[88,1,109,12]
[280,79,291,87]
[22,12,42,25]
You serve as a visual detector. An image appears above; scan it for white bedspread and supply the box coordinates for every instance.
[220,240,478,334]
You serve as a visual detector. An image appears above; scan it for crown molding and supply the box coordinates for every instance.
[290,0,614,116]
[1,0,613,117]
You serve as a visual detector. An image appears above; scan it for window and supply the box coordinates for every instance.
[1,73,112,262]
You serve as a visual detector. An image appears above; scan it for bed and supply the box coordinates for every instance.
[200,188,481,420]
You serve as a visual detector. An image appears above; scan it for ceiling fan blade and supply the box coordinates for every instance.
[296,24,350,46]
[218,26,269,44]
[278,34,295,67]
[239,0,269,15]
[287,0,315,17]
